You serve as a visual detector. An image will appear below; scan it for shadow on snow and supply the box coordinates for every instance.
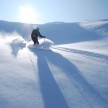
[35,50,69,108]
[29,48,108,108]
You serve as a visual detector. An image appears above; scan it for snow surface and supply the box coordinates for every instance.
[0,20,108,108]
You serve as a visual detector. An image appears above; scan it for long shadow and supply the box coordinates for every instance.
[0,96,10,108]
[43,50,108,108]
[29,48,108,108]
[31,49,69,108]
[9,40,26,56]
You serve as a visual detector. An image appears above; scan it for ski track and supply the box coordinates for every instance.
[28,47,69,108]
[28,47,108,108]
[1,19,108,108]
[52,46,108,64]
[1,42,108,108]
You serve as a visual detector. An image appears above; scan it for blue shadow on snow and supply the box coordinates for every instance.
[29,48,108,108]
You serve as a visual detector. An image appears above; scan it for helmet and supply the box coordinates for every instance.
[37,27,39,30]
[33,25,39,29]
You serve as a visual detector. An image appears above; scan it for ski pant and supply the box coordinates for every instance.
[32,37,39,45]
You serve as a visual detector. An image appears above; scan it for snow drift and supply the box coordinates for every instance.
[1,19,108,44]
[0,20,108,108]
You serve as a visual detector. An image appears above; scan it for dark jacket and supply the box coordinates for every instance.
[31,29,44,39]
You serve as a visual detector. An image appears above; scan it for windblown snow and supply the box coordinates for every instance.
[0,20,108,108]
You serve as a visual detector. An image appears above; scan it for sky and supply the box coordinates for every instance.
[0,0,108,24]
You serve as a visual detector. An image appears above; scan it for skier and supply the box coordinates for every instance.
[31,27,45,45]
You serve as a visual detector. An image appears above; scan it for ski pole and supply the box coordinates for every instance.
[44,37,45,43]
[43,37,45,48]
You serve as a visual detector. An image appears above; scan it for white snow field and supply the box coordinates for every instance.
[0,20,108,108]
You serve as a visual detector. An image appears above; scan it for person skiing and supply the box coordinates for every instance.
[31,27,45,45]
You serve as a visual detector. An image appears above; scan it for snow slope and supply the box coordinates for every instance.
[0,20,108,108]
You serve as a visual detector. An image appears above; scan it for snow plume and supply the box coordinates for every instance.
[0,32,25,43]
[27,38,54,49]
[39,38,54,49]
[0,32,26,56]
